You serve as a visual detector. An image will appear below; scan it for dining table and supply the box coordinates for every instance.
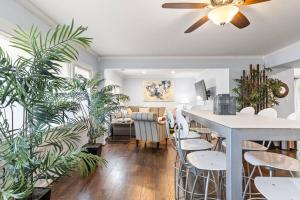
[182,109,300,200]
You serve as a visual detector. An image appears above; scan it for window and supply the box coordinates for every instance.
[58,62,71,78]
[0,31,95,131]
[0,33,27,60]
[74,65,91,79]
[0,32,25,131]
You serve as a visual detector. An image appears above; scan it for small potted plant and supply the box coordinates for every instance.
[0,21,106,200]
[69,74,129,155]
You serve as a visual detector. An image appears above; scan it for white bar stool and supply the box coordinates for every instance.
[187,151,226,200]
[243,151,300,199]
[174,115,214,200]
[254,177,300,200]
[175,114,213,152]
[167,111,203,140]
[176,109,212,140]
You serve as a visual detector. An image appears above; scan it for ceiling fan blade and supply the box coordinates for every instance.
[162,3,208,9]
[231,11,250,29]
[243,0,271,5]
[185,15,209,33]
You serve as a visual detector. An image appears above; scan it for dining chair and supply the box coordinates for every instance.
[254,177,300,200]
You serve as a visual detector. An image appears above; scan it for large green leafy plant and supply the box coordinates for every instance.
[69,74,129,144]
[232,68,282,111]
[0,22,106,200]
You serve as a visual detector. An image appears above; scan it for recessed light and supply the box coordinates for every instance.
[171,70,175,74]
[142,71,146,74]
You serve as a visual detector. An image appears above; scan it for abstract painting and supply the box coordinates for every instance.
[143,80,174,101]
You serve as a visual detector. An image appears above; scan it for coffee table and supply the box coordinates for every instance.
[111,118,134,141]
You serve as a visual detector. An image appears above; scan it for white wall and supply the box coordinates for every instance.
[195,69,230,95]
[123,77,197,109]
[0,0,99,73]
[270,67,295,118]
[104,70,124,88]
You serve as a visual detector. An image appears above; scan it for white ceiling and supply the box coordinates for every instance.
[29,0,300,57]
[108,68,205,78]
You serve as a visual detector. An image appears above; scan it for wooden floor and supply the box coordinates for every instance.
[50,139,176,200]
[50,139,299,200]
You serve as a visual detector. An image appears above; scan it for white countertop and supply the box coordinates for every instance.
[183,110,300,129]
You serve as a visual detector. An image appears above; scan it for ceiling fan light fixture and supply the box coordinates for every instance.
[208,5,239,26]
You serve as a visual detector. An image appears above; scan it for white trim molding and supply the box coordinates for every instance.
[99,56,264,69]
[264,41,300,68]
[17,0,100,59]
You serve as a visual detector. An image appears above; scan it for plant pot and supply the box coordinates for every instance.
[25,187,51,200]
[83,143,102,156]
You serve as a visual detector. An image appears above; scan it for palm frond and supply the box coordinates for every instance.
[74,152,107,177]
[35,122,86,152]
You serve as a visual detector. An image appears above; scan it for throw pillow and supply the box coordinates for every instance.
[127,108,133,117]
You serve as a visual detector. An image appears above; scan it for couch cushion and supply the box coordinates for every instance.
[139,107,150,113]
[129,106,139,112]
[150,107,166,117]
[129,106,166,116]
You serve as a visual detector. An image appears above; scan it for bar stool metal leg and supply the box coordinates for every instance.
[204,171,210,200]
[191,175,199,200]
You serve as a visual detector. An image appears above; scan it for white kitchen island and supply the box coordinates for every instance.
[182,110,300,200]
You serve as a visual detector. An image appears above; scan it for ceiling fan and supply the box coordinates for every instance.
[162,0,271,33]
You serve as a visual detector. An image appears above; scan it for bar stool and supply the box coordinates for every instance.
[243,151,300,199]
[254,177,300,200]
[187,151,226,200]
[176,109,212,140]
[166,111,202,140]
[167,110,210,198]
[174,115,214,200]
[174,117,226,200]
[221,107,276,197]
[175,114,213,151]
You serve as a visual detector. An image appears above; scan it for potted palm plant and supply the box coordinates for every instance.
[69,74,129,155]
[0,22,106,200]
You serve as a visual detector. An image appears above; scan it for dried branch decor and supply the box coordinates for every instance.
[232,64,286,113]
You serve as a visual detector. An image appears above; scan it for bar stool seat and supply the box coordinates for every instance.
[244,151,300,171]
[187,151,226,171]
[181,131,202,139]
[181,139,213,151]
[254,177,300,200]
[222,140,268,151]
[186,151,226,200]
